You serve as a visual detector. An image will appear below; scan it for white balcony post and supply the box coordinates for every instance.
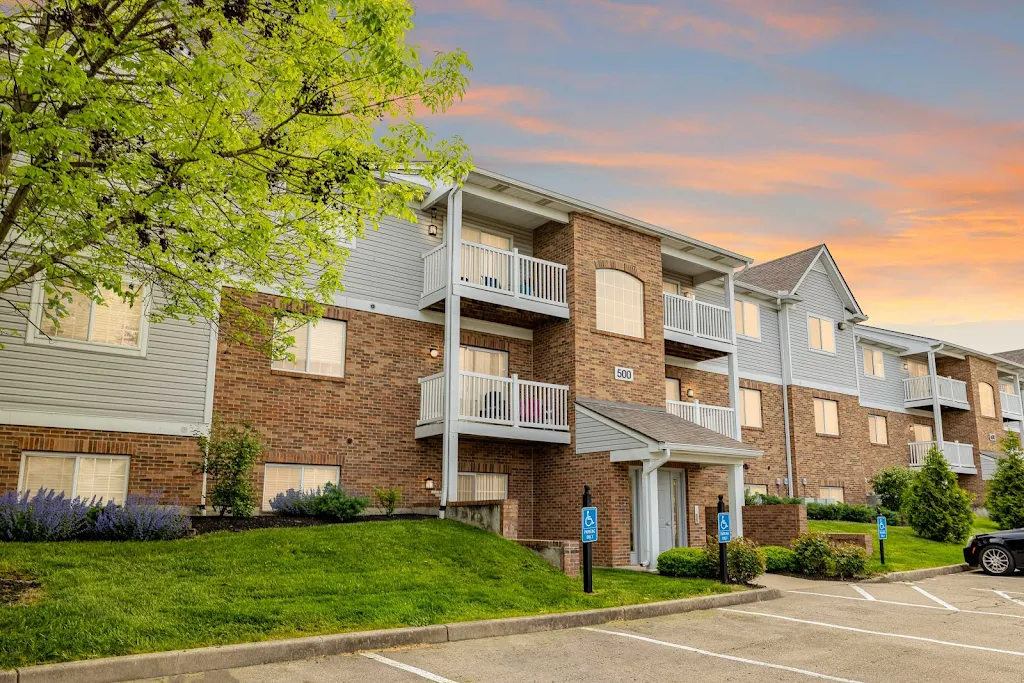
[927,350,944,447]
[440,188,463,513]
[723,271,743,441]
[511,373,520,427]
[728,462,744,537]
[643,455,664,571]
[693,399,702,427]
[512,248,520,299]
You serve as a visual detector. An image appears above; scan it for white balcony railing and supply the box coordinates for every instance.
[1000,391,1023,417]
[666,400,737,440]
[417,371,569,432]
[903,375,969,404]
[909,441,975,471]
[663,292,734,345]
[421,241,568,308]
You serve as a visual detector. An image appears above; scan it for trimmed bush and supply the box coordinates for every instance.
[870,467,916,513]
[831,543,869,579]
[745,492,803,506]
[657,547,711,578]
[986,431,1024,531]
[0,490,94,541]
[268,483,368,522]
[793,533,836,577]
[904,447,973,544]
[806,502,876,523]
[702,536,766,584]
[93,494,190,541]
[763,546,799,574]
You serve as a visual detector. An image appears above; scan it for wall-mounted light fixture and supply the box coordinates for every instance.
[427,208,438,237]
[429,347,439,358]
[686,388,695,398]
[424,477,435,491]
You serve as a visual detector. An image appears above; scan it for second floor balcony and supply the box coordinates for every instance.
[909,440,976,475]
[1001,391,1023,419]
[903,375,970,411]
[662,292,735,354]
[421,241,569,318]
[665,399,737,440]
[416,371,570,443]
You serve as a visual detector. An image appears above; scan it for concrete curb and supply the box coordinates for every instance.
[862,563,972,583]
[4,588,780,683]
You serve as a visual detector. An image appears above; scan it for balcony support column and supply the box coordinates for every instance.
[440,188,463,516]
[723,271,743,441]
[927,350,944,447]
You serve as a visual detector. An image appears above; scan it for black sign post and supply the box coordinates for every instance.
[582,485,594,594]
[717,494,728,584]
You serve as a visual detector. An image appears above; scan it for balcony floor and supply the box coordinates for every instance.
[420,284,569,324]
[415,419,571,444]
[904,397,971,411]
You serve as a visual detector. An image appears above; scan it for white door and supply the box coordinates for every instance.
[657,470,686,550]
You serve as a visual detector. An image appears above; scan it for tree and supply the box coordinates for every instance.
[869,466,916,512]
[0,0,471,354]
[986,431,1024,530]
[195,419,262,516]
[903,446,973,544]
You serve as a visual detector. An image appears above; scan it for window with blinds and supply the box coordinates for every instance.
[868,415,888,445]
[272,318,346,377]
[813,398,840,435]
[808,315,836,353]
[456,472,508,502]
[20,454,129,504]
[37,284,144,349]
[262,464,340,510]
[740,388,763,428]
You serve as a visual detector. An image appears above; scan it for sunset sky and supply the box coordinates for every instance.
[412,0,1024,353]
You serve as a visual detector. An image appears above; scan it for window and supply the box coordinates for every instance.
[745,484,768,497]
[272,318,346,377]
[665,377,681,403]
[912,423,933,443]
[863,348,885,378]
[1001,381,1016,395]
[662,279,694,297]
[734,300,760,340]
[596,269,644,338]
[457,472,508,501]
[907,360,929,377]
[740,388,763,428]
[813,398,839,435]
[460,345,508,377]
[807,315,835,353]
[979,382,996,418]
[262,464,340,510]
[33,282,146,353]
[868,415,888,445]
[819,486,845,503]
[19,454,129,504]
[462,226,511,251]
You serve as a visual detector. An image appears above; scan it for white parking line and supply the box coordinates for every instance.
[362,653,459,682]
[850,585,876,601]
[721,609,1024,657]
[910,585,959,611]
[995,590,1024,607]
[787,590,948,610]
[582,628,866,682]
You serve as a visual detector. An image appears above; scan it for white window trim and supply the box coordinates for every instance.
[862,346,886,380]
[272,318,347,378]
[662,277,694,298]
[17,452,131,503]
[868,414,888,445]
[739,387,763,428]
[806,312,837,356]
[458,471,509,501]
[26,278,151,357]
[460,344,510,378]
[462,224,515,251]
[819,486,845,503]
[262,463,341,511]
[813,397,840,436]
[734,299,762,342]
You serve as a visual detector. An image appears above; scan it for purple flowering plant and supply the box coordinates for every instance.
[0,489,95,541]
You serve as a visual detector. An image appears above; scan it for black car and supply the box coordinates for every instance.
[964,529,1024,575]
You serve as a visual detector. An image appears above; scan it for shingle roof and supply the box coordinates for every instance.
[735,244,824,293]
[996,349,1024,366]
[575,398,761,455]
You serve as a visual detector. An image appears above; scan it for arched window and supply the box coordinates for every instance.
[596,269,644,338]
[979,382,996,418]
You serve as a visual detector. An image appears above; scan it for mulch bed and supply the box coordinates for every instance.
[188,513,433,535]
[0,575,40,606]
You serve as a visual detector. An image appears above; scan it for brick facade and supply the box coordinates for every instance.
[704,504,807,548]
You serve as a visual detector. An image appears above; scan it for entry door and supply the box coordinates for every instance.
[657,470,686,550]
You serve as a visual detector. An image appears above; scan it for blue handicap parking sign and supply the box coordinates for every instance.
[877,516,888,540]
[581,506,598,543]
[717,513,731,543]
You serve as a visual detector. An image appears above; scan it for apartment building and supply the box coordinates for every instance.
[3,169,1021,570]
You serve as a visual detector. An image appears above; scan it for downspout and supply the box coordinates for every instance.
[777,299,795,497]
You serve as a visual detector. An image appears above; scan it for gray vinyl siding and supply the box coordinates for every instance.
[788,265,858,392]
[857,343,908,409]
[694,283,725,308]
[0,283,212,425]
[340,209,534,310]
[981,454,998,481]
[576,411,646,454]
[737,301,782,378]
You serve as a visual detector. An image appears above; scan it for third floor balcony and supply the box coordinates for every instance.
[903,375,970,411]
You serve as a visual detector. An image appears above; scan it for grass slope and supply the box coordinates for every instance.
[0,519,730,668]
[808,517,1000,574]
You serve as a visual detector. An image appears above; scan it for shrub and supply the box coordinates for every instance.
[831,543,869,579]
[268,488,321,516]
[313,483,369,521]
[763,546,799,574]
[374,486,402,517]
[870,467,916,512]
[806,502,875,523]
[0,490,94,542]
[702,536,765,584]
[746,492,803,506]
[904,446,973,544]
[793,533,836,577]
[195,420,262,517]
[93,494,190,541]
[875,507,905,526]
[986,431,1024,530]
[657,547,711,578]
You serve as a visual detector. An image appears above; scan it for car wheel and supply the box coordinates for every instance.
[980,546,1015,576]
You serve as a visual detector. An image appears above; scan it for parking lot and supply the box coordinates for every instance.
[144,571,1024,683]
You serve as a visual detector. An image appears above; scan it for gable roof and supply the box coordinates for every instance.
[575,398,761,457]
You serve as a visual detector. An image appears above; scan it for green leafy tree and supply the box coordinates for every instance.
[903,447,973,544]
[869,466,916,519]
[986,431,1024,530]
[195,419,263,517]
[0,0,471,353]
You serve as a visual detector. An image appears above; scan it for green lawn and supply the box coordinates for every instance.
[808,517,1000,575]
[0,519,732,668]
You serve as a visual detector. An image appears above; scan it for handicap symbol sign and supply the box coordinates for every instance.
[877,515,888,540]
[581,506,598,543]
[717,513,731,543]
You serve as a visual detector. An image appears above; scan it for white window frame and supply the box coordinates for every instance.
[807,313,836,355]
[739,387,763,428]
[860,348,884,378]
[459,344,509,377]
[819,486,845,503]
[26,278,151,357]
[868,414,888,445]
[17,452,131,503]
[457,471,509,501]
[596,269,645,339]
[461,224,514,251]
[262,463,341,511]
[662,277,694,298]
[813,398,840,436]
[272,318,347,378]
[734,299,761,341]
